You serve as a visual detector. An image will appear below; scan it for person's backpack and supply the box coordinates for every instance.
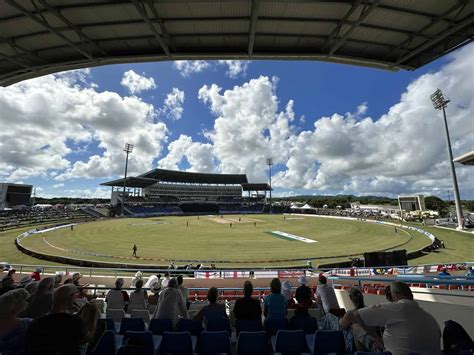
[443,320,474,354]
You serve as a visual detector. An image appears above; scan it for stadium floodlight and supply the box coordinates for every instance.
[430,89,464,230]
[121,143,134,216]
[266,157,273,213]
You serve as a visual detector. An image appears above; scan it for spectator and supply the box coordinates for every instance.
[129,279,148,310]
[281,280,293,301]
[30,268,42,282]
[18,276,33,289]
[144,274,161,289]
[0,276,16,296]
[131,271,143,288]
[154,278,188,325]
[24,282,38,296]
[466,266,474,277]
[340,288,383,352]
[385,285,394,302]
[438,268,451,277]
[77,303,102,351]
[23,277,55,319]
[345,281,441,355]
[54,273,63,288]
[264,278,287,320]
[177,275,190,309]
[25,284,85,355]
[233,281,262,321]
[161,272,170,288]
[315,275,340,313]
[0,288,32,355]
[295,275,312,315]
[148,283,161,306]
[105,278,129,310]
[194,287,227,324]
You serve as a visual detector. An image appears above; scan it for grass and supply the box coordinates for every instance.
[1,214,471,268]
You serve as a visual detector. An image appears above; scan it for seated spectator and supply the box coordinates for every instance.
[23,277,55,319]
[177,275,190,309]
[77,302,102,352]
[144,274,161,289]
[0,276,16,296]
[30,268,42,282]
[295,276,312,315]
[129,279,148,310]
[281,280,294,304]
[148,283,161,305]
[0,288,32,355]
[161,272,170,288]
[105,278,129,310]
[54,273,63,288]
[233,281,262,321]
[154,278,188,325]
[340,288,383,352]
[466,266,474,277]
[131,271,143,288]
[264,278,287,320]
[343,281,441,355]
[18,277,33,289]
[25,284,85,355]
[194,287,228,325]
[315,275,340,313]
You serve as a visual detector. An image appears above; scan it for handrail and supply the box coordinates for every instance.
[328,275,474,286]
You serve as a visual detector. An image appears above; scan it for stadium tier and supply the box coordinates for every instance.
[101,168,272,216]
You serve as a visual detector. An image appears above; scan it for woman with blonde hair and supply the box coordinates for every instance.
[0,288,32,355]
[77,302,103,352]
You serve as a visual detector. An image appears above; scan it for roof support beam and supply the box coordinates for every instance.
[132,0,171,58]
[37,0,107,56]
[145,0,175,52]
[248,0,260,56]
[5,0,95,60]
[321,0,360,51]
[328,0,381,56]
[0,52,30,69]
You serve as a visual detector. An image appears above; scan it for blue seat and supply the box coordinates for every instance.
[354,352,392,354]
[272,329,308,354]
[235,319,263,335]
[88,330,116,355]
[98,318,117,333]
[309,330,345,355]
[236,331,269,355]
[119,318,146,335]
[177,318,203,336]
[264,318,288,336]
[205,317,231,334]
[290,316,318,334]
[197,331,231,354]
[149,318,173,335]
[159,331,194,355]
[120,331,154,355]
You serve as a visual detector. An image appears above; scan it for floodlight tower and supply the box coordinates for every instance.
[121,143,134,216]
[430,89,464,230]
[266,157,273,213]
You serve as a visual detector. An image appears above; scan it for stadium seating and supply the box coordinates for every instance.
[236,331,269,355]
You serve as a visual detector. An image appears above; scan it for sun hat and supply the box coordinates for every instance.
[282,280,292,291]
[135,271,143,278]
[298,276,308,285]
[72,272,82,281]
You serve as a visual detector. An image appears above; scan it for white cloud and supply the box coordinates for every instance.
[173,60,211,77]
[217,60,250,78]
[0,72,168,182]
[120,70,156,94]
[159,88,185,121]
[52,183,65,188]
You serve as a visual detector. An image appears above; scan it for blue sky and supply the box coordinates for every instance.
[1,44,473,200]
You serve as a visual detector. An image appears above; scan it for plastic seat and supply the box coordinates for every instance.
[176,318,203,336]
[131,309,150,324]
[106,308,126,323]
[206,317,231,333]
[235,319,263,335]
[159,331,194,355]
[197,331,231,354]
[121,331,155,355]
[119,317,146,335]
[149,318,173,335]
[272,329,308,354]
[88,330,116,355]
[264,317,288,336]
[236,331,269,355]
[290,315,318,334]
[309,330,345,355]
[98,318,117,333]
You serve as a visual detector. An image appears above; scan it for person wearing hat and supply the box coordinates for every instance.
[106,278,130,310]
[295,276,312,315]
[281,280,295,308]
[30,268,42,282]
[131,271,143,288]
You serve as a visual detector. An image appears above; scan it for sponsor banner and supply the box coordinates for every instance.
[278,270,305,278]
[194,270,278,279]
[271,231,317,243]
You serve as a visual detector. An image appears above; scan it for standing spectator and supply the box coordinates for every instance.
[25,284,85,355]
[154,278,188,325]
[23,277,55,319]
[344,281,441,355]
[0,288,32,355]
[161,272,170,288]
[148,283,161,306]
[315,275,340,313]
[264,278,287,320]
[106,278,129,310]
[233,281,262,321]
[129,279,148,311]
[177,275,190,309]
[30,268,42,282]
[194,287,228,324]
[295,276,312,315]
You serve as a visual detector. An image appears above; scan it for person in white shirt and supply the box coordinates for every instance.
[154,278,188,325]
[161,272,170,288]
[105,278,129,310]
[176,275,189,309]
[315,275,340,313]
[342,281,441,355]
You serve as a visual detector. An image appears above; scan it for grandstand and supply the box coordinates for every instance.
[101,168,271,216]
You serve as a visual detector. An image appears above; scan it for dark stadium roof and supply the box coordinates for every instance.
[100,176,158,188]
[139,168,248,185]
[1,0,473,86]
[241,183,272,191]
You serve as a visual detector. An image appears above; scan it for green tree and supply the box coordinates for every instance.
[424,196,447,215]
[464,200,474,213]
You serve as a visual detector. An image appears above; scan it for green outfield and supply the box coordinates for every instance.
[9,214,445,268]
